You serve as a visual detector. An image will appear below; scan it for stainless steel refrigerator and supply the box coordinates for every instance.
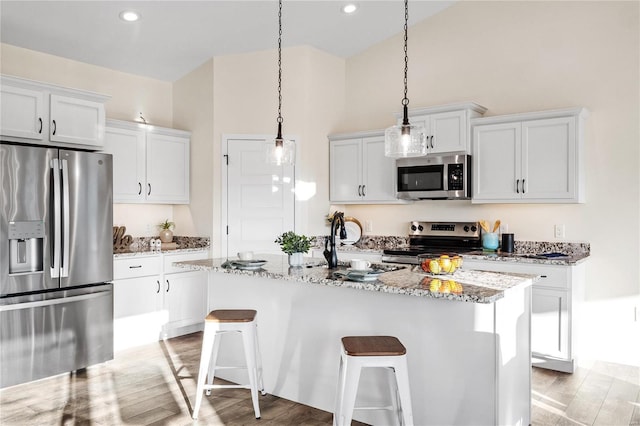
[0,142,114,388]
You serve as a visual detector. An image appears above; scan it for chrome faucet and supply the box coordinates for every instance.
[324,211,346,269]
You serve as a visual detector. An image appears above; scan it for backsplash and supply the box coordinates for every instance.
[313,235,590,255]
[127,236,210,252]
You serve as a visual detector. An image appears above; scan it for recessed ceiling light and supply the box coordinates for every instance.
[342,3,358,14]
[119,10,140,22]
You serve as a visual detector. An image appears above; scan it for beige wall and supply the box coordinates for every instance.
[210,46,345,256]
[343,1,639,366]
[172,59,215,240]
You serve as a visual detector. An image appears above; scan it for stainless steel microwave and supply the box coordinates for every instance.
[396,154,471,200]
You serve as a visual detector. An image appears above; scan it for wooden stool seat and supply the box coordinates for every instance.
[342,336,406,357]
[206,309,256,323]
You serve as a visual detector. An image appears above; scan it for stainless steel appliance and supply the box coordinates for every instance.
[0,143,113,388]
[396,154,471,200]
[382,221,482,264]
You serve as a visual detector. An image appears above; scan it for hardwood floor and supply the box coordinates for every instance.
[1,332,638,425]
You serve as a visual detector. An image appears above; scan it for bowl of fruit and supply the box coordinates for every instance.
[419,254,463,275]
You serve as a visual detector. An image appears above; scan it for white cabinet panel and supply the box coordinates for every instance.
[329,132,400,204]
[398,102,486,155]
[49,94,105,147]
[103,119,190,204]
[103,126,146,202]
[0,84,46,141]
[1,75,108,149]
[163,270,208,330]
[532,287,569,359]
[113,255,161,280]
[472,108,586,203]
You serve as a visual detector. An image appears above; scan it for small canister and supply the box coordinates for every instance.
[502,233,515,253]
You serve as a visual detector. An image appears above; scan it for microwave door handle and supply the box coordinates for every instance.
[60,159,70,278]
[50,159,61,278]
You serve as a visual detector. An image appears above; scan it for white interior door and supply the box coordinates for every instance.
[222,135,295,258]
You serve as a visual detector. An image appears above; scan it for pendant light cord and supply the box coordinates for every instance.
[277,0,283,136]
[401,0,410,125]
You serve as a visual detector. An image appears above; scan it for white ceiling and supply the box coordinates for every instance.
[0,1,456,82]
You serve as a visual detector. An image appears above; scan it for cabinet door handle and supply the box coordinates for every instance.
[516,179,520,194]
[147,183,151,196]
[522,179,526,193]
[357,185,362,197]
[52,119,57,135]
[166,279,170,292]
[138,182,142,195]
[430,135,434,149]
[362,185,366,197]
[38,118,43,134]
[156,280,160,294]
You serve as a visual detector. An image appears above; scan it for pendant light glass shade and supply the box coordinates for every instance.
[385,0,427,158]
[384,114,427,158]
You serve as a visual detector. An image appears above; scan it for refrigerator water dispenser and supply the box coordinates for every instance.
[8,221,44,275]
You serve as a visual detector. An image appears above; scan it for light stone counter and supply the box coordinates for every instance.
[174,254,535,304]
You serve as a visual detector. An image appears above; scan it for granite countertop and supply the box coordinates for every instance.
[462,250,589,266]
[174,254,535,304]
[114,247,209,258]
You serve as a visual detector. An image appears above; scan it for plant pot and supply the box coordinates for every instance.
[159,229,173,243]
[288,252,304,267]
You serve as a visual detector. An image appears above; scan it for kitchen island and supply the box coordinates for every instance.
[176,255,534,425]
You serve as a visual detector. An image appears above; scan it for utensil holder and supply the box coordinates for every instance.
[482,232,499,251]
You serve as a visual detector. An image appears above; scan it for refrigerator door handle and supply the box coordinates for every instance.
[61,159,70,278]
[50,158,61,278]
[0,290,110,312]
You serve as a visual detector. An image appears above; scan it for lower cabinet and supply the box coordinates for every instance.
[462,258,584,373]
[113,250,208,351]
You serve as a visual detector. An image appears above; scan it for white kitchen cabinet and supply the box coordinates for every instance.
[103,119,190,204]
[0,75,108,149]
[329,131,402,204]
[462,258,584,373]
[396,102,487,155]
[472,108,587,203]
[112,250,208,351]
[161,251,208,338]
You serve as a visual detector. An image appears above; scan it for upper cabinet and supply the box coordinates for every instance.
[329,130,402,204]
[103,119,190,204]
[472,108,588,204]
[396,102,487,155]
[0,75,108,149]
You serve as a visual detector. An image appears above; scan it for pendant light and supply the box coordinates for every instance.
[266,0,295,165]
[384,0,427,158]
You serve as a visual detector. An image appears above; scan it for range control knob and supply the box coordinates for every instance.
[418,225,424,232]
[463,225,470,232]
[470,225,477,232]
[411,224,417,231]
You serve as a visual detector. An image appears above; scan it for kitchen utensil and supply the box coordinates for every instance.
[492,220,501,233]
[479,220,490,233]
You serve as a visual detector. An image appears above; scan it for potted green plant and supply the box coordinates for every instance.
[158,219,175,243]
[275,231,315,266]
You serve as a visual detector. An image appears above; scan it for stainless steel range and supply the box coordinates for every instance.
[382,221,482,264]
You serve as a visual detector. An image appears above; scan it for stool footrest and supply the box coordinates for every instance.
[354,405,395,411]
[212,365,247,370]
[204,384,251,390]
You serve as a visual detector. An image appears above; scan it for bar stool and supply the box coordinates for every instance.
[192,309,265,420]
[334,336,414,426]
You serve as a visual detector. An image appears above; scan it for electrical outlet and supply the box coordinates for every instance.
[499,223,509,233]
[146,224,152,235]
[365,220,373,233]
[554,224,565,239]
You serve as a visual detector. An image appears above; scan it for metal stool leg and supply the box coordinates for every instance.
[193,323,215,420]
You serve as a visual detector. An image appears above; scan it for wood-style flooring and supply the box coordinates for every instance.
[1,332,638,425]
